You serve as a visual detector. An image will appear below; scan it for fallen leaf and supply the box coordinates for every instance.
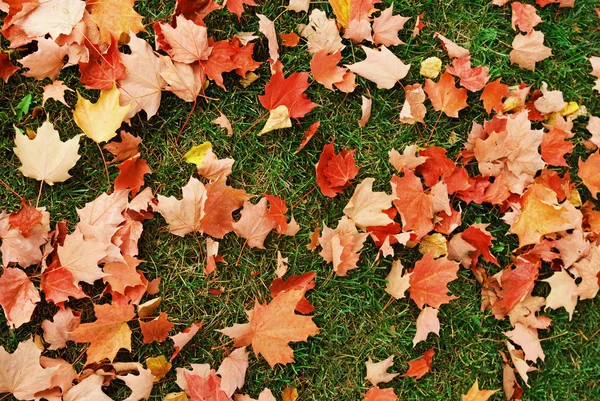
[365,355,399,386]
[462,379,499,401]
[402,348,435,380]
[344,178,395,229]
[170,322,202,360]
[510,30,552,71]
[141,312,174,344]
[413,307,440,346]
[424,72,468,117]
[346,46,410,89]
[409,252,460,309]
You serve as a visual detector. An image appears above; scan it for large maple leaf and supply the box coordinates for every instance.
[258,71,318,119]
[344,178,395,229]
[510,30,552,71]
[72,302,135,364]
[409,252,459,309]
[157,15,212,63]
[13,121,81,185]
[0,268,40,328]
[346,46,410,89]
[509,184,582,247]
[86,0,145,44]
[14,0,84,40]
[218,290,320,367]
[232,198,277,249]
[0,338,57,400]
[57,229,108,285]
[424,72,468,118]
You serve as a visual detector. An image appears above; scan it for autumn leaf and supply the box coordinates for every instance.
[201,176,251,238]
[391,169,434,240]
[42,80,72,106]
[269,272,316,314]
[170,322,202,360]
[216,347,249,396]
[344,178,395,229]
[41,307,80,350]
[372,6,410,47]
[72,302,135,364]
[258,71,318,119]
[413,307,440,346]
[462,379,499,401]
[578,150,600,199]
[184,371,232,401]
[298,9,345,54]
[480,79,509,114]
[0,53,19,83]
[73,85,132,143]
[365,355,399,386]
[0,268,40,329]
[409,252,460,309]
[510,30,552,71]
[310,50,347,90]
[13,121,81,185]
[318,216,368,276]
[141,312,175,344]
[0,338,57,400]
[87,0,145,44]
[105,131,142,164]
[346,46,410,89]
[315,139,360,198]
[402,348,435,380]
[218,290,320,367]
[79,36,127,90]
[156,176,206,237]
[157,15,212,63]
[232,198,277,249]
[362,387,398,401]
[424,72,468,118]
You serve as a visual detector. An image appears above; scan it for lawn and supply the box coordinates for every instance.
[1,0,600,400]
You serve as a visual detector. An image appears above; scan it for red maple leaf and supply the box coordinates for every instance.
[409,252,459,309]
[114,157,152,197]
[269,272,316,314]
[79,36,126,90]
[402,348,435,380]
[258,71,318,119]
[480,78,509,114]
[200,37,260,89]
[315,139,360,198]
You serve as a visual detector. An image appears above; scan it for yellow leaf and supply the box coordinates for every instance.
[183,142,212,166]
[560,101,579,117]
[240,72,260,88]
[88,0,145,44]
[461,379,499,401]
[418,233,448,258]
[163,392,188,401]
[328,0,350,28]
[258,105,292,136]
[281,386,299,401]
[420,57,442,79]
[146,355,172,382]
[73,85,131,143]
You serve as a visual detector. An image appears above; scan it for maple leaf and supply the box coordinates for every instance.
[510,30,552,71]
[424,72,468,117]
[259,71,318,119]
[400,83,427,124]
[391,169,434,240]
[117,365,154,401]
[319,216,368,276]
[232,198,277,249]
[269,272,316,314]
[40,259,88,305]
[115,157,152,196]
[63,374,113,401]
[299,9,345,54]
[174,0,222,24]
[79,36,127,90]
[413,306,440,346]
[217,347,249,396]
[493,257,539,316]
[511,2,542,33]
[358,95,372,127]
[158,15,212,63]
[218,290,320,367]
[103,255,144,294]
[264,194,292,235]
[316,139,360,198]
[119,33,166,120]
[280,32,300,47]
[259,105,292,135]
[346,46,410,89]
[480,78,509,114]
[41,307,80,350]
[311,50,347,90]
[72,302,135,364]
[434,32,470,58]
[461,379,499,401]
[372,6,410,46]
[159,56,204,102]
[87,0,145,44]
[409,252,459,309]
[201,176,250,238]
[15,0,84,39]
[156,176,206,237]
[344,178,395,229]
[18,38,68,80]
[57,229,108,285]
[541,127,572,167]
[226,0,256,20]
[365,356,399,386]
[402,348,435,380]
[385,260,412,299]
[578,150,600,199]
[0,338,57,400]
[141,312,175,344]
[73,85,132,143]
[505,323,545,362]
[185,371,232,401]
[0,268,40,328]
[105,131,142,164]
[170,322,202,360]
[42,80,72,106]
[199,37,260,90]
[362,387,398,401]
[446,56,490,92]
[509,184,582,247]
[13,120,81,185]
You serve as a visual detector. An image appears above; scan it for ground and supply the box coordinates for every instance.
[1,0,600,400]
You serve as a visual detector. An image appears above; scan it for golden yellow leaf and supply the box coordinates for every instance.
[183,142,212,165]
[87,0,145,44]
[163,392,188,401]
[281,386,299,401]
[418,233,448,258]
[73,85,131,143]
[146,355,172,382]
[461,379,499,401]
[328,0,350,28]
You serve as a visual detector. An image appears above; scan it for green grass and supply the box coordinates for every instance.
[1,0,600,400]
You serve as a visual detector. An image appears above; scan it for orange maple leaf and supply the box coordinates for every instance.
[424,72,468,118]
[409,252,459,309]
